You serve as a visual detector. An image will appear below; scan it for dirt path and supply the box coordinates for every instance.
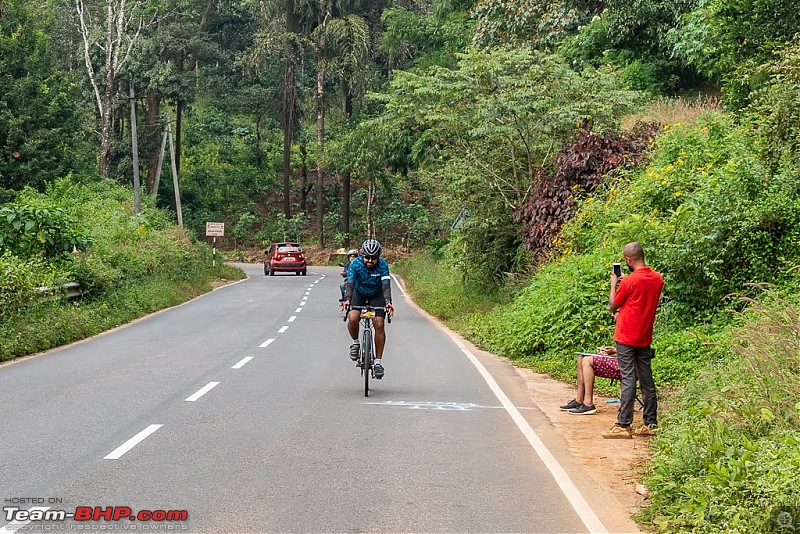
[515,366,655,525]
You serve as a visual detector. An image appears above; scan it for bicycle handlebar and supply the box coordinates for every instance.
[342,304,392,323]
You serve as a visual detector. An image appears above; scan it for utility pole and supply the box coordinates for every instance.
[167,116,183,227]
[130,77,141,215]
[152,126,168,201]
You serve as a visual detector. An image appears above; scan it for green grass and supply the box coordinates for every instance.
[0,264,243,361]
[394,252,503,332]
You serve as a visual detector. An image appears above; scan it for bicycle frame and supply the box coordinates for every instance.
[346,305,382,397]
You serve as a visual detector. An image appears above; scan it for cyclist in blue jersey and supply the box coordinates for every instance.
[342,239,394,379]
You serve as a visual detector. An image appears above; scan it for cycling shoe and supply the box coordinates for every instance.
[373,363,384,379]
[349,342,360,361]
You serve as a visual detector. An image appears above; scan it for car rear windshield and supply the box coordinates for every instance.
[278,246,301,253]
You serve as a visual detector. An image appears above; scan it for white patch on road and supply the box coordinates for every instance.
[0,507,50,532]
[366,400,535,411]
[185,382,220,402]
[446,331,608,534]
[278,326,288,333]
[260,338,275,348]
[103,424,162,460]
[367,401,483,411]
[232,356,253,369]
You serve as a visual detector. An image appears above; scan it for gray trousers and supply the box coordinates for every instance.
[615,343,658,427]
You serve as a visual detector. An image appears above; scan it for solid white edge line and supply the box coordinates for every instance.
[446,331,608,534]
[185,382,220,402]
[260,338,275,347]
[288,316,296,322]
[232,356,253,369]
[278,326,289,333]
[104,424,162,460]
[390,274,407,297]
[0,507,50,532]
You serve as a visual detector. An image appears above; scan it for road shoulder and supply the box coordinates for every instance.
[401,290,650,533]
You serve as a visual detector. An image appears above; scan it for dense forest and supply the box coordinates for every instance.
[3,0,800,531]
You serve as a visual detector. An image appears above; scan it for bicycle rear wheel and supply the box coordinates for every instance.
[362,328,372,397]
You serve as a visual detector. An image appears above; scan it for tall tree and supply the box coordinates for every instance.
[0,0,83,196]
[327,13,369,245]
[132,0,222,195]
[75,0,151,177]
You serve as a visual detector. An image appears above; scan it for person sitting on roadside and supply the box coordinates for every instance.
[560,346,619,415]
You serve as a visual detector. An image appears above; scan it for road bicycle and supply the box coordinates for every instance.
[343,304,390,397]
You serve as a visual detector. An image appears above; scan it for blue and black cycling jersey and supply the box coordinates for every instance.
[346,256,391,299]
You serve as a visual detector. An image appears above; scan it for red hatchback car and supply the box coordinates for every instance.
[264,242,307,276]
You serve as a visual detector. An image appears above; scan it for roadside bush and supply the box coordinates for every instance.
[466,249,616,379]
[0,199,91,257]
[641,288,800,532]
[562,113,800,323]
[393,248,502,331]
[0,252,68,315]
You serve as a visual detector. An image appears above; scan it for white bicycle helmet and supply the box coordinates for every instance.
[361,239,382,257]
[346,249,359,257]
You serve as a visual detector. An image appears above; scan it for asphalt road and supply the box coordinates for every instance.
[1,264,608,533]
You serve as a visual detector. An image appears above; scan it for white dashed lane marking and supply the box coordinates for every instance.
[232,356,253,369]
[104,424,162,460]
[185,382,219,402]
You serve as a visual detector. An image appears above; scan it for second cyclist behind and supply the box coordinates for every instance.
[342,239,394,379]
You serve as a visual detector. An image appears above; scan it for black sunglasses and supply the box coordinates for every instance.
[364,255,379,261]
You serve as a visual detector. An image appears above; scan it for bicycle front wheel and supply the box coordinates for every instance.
[362,328,372,397]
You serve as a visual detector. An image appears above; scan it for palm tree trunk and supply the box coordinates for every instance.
[341,81,353,246]
[282,49,295,218]
[316,52,325,247]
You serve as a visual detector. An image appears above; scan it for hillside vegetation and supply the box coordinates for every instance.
[396,90,800,530]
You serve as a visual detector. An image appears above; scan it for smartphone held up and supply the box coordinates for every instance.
[612,262,622,277]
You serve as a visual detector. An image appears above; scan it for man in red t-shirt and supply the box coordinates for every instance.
[602,242,664,439]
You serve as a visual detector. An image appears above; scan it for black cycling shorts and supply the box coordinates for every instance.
[350,289,387,318]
